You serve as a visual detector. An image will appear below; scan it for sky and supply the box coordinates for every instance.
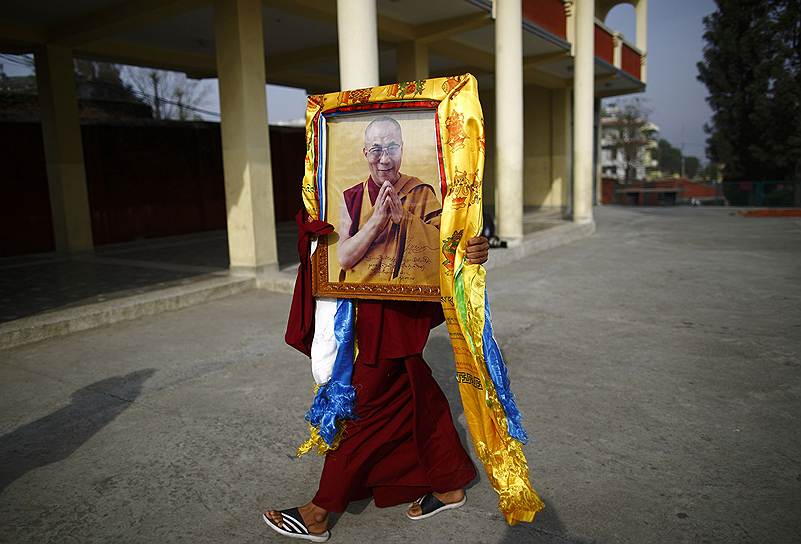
[0,53,307,126]
[1,0,718,158]
[605,0,718,160]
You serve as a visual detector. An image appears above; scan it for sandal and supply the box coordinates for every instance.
[406,493,467,521]
[262,508,331,542]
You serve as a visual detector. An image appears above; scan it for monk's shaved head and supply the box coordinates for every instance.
[364,116,403,145]
[363,116,404,186]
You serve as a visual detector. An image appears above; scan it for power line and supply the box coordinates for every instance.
[0,56,222,119]
[86,77,221,118]
[0,54,34,69]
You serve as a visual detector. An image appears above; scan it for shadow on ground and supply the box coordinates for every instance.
[0,368,156,493]
[327,497,372,529]
[427,336,591,543]
[500,501,596,544]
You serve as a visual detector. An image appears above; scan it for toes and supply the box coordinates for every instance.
[265,511,283,527]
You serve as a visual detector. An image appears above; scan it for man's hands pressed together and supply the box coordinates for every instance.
[369,180,404,231]
[381,180,404,225]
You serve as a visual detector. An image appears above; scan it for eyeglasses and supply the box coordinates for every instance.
[366,144,402,159]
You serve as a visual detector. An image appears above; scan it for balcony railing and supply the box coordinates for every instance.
[594,20,615,65]
[518,2,645,83]
[522,0,566,39]
[621,42,642,80]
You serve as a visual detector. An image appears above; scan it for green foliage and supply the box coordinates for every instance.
[74,59,144,105]
[700,161,722,181]
[723,183,749,205]
[654,138,703,179]
[656,139,682,176]
[764,185,795,206]
[697,0,801,180]
[685,156,701,178]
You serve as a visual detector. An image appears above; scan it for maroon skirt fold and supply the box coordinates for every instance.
[312,355,476,512]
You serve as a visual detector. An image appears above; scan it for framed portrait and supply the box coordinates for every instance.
[302,75,485,301]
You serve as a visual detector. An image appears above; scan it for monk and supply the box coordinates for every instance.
[337,116,441,285]
[265,116,491,542]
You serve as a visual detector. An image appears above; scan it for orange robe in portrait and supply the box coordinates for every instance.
[339,174,441,285]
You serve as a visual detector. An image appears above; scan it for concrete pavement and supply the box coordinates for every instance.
[1,206,800,543]
[0,209,582,350]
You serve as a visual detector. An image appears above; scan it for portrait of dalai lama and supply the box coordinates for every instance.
[336,116,442,285]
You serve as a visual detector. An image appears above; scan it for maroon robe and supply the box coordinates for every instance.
[286,208,476,512]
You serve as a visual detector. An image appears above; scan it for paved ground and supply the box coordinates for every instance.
[0,223,298,323]
[1,206,799,544]
[0,208,563,323]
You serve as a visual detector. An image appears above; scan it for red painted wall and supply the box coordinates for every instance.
[622,44,642,80]
[594,25,614,65]
[601,177,617,204]
[0,123,54,255]
[522,0,567,39]
[0,122,305,256]
[604,178,722,207]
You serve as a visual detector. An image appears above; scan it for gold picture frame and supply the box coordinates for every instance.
[302,75,482,301]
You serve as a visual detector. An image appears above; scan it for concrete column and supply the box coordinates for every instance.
[479,88,496,207]
[34,44,93,253]
[214,0,277,272]
[564,0,575,55]
[612,31,622,69]
[551,88,572,213]
[636,0,648,83]
[594,97,603,205]
[337,0,379,89]
[572,0,594,224]
[495,0,524,241]
[396,41,428,82]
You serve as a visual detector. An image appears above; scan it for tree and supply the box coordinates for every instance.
[74,59,143,104]
[684,156,701,179]
[602,98,653,184]
[700,161,723,181]
[123,67,210,121]
[656,139,682,176]
[697,0,801,181]
[654,139,701,178]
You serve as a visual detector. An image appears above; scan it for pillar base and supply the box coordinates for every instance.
[64,248,96,260]
[229,263,281,277]
[571,216,594,226]
[499,236,524,248]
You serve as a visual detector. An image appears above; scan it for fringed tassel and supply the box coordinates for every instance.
[296,420,346,457]
[303,380,356,446]
[297,299,358,456]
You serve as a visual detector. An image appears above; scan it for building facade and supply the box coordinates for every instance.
[0,0,647,268]
[600,103,659,183]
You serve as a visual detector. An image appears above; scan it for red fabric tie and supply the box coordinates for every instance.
[285,210,333,357]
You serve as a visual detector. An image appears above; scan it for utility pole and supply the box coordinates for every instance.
[150,71,161,120]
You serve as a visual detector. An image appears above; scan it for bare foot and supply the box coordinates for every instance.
[265,501,329,535]
[407,489,465,518]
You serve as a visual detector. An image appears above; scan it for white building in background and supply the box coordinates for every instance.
[600,103,659,183]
